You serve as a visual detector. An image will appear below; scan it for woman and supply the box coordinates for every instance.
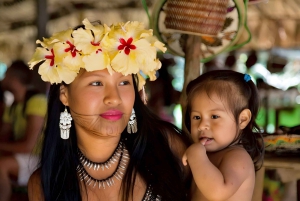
[27,19,191,201]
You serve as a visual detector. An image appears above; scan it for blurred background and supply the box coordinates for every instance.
[1,0,300,201]
[1,0,300,133]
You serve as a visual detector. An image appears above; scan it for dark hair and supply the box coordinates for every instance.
[184,70,264,170]
[39,74,191,201]
[8,60,32,85]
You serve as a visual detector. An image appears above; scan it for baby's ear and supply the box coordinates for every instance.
[59,85,69,106]
[239,109,252,129]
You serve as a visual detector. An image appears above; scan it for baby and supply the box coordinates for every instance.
[182,70,264,201]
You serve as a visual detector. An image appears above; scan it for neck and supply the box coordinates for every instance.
[77,133,122,163]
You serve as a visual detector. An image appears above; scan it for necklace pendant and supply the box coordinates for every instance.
[93,181,97,188]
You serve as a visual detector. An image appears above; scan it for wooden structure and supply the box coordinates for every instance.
[1,0,300,64]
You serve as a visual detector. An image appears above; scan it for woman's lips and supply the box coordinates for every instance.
[100,110,123,121]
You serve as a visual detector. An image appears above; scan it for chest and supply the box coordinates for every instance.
[80,175,151,201]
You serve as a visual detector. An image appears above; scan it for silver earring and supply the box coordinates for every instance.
[59,107,72,139]
[127,108,137,134]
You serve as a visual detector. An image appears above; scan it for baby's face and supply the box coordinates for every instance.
[190,91,238,152]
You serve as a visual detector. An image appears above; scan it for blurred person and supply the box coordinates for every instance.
[0,60,47,201]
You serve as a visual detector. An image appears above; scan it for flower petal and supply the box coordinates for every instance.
[82,51,112,74]
[111,50,140,75]
[73,28,96,54]
[38,60,62,84]
[28,47,50,69]
[54,43,83,71]
[56,65,79,84]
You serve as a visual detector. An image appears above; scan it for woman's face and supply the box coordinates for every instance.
[60,69,135,137]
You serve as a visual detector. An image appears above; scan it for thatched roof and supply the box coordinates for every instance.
[0,0,299,65]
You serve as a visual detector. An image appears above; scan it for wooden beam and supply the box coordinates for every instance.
[180,35,201,132]
[36,0,48,40]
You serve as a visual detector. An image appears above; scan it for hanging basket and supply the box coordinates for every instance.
[151,0,251,62]
[164,0,230,36]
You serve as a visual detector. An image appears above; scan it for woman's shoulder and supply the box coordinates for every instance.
[28,168,44,201]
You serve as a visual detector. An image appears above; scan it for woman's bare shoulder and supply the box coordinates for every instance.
[28,168,44,201]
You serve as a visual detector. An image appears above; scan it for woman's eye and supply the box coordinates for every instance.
[211,115,219,119]
[91,82,103,86]
[120,81,130,86]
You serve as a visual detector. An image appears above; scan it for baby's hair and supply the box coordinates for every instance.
[185,70,264,170]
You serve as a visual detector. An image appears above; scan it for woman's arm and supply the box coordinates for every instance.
[28,168,44,201]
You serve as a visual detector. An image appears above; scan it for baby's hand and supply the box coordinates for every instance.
[182,139,207,166]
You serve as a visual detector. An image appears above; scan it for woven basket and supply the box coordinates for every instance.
[164,0,230,36]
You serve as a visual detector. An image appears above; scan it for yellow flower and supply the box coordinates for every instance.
[28,18,167,88]
[28,29,83,84]
[29,43,78,84]
[145,35,167,53]
[73,19,112,73]
[102,21,166,78]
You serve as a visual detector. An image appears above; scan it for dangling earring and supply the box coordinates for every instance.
[59,107,72,139]
[127,108,137,134]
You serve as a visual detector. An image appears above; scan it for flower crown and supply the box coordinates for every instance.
[28,18,167,90]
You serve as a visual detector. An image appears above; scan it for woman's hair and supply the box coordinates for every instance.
[184,70,264,170]
[39,74,191,201]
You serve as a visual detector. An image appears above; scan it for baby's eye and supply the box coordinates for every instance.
[91,81,103,86]
[211,115,219,119]
[192,116,201,120]
[120,81,130,86]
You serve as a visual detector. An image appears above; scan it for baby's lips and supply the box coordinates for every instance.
[200,137,208,145]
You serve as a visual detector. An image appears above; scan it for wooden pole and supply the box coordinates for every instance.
[36,0,48,40]
[33,0,48,93]
[180,35,201,132]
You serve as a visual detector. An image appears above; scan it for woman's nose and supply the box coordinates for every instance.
[103,86,122,106]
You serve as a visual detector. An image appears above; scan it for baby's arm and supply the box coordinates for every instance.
[182,144,254,200]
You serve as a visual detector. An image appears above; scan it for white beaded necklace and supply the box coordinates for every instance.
[77,140,129,189]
